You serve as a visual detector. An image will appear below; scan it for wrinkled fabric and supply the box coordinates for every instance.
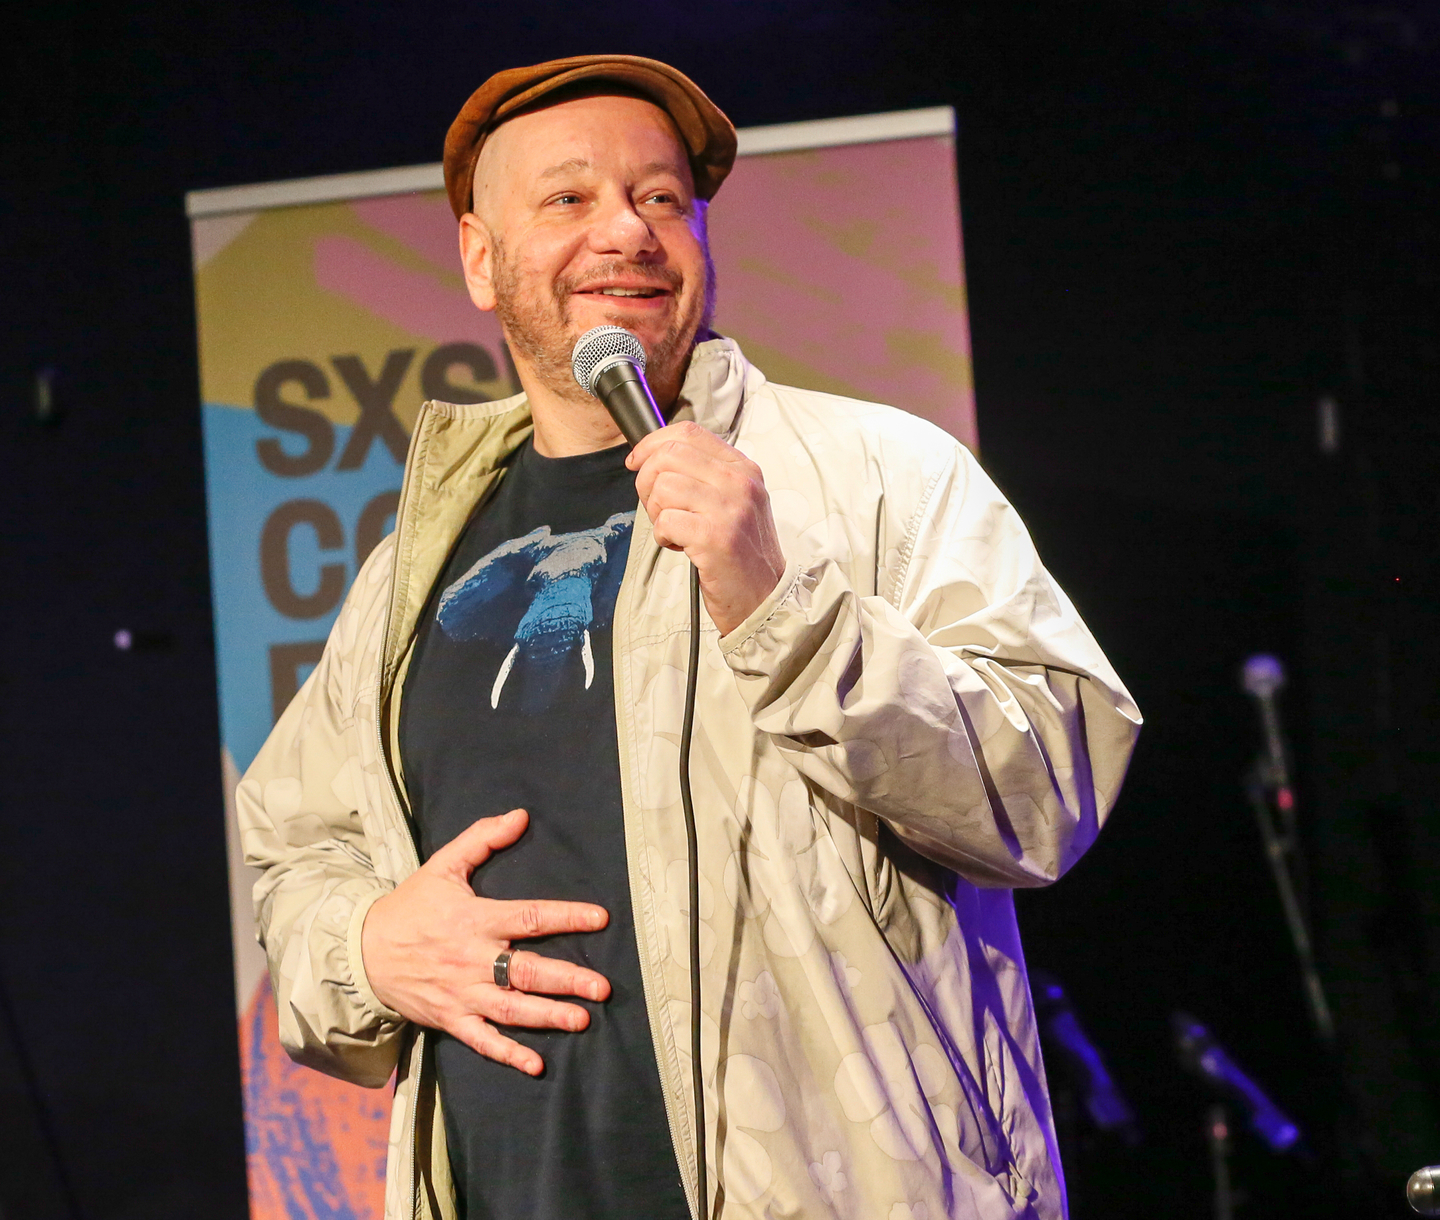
[239,338,1141,1220]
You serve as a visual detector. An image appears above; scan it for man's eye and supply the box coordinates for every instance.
[552,193,583,206]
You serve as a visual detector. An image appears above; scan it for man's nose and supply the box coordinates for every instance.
[587,198,659,260]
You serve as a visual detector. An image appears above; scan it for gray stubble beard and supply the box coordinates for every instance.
[491,237,717,405]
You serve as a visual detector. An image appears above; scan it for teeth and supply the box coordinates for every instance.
[598,287,657,297]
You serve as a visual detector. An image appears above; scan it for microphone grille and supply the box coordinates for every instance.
[1241,653,1286,699]
[571,326,646,395]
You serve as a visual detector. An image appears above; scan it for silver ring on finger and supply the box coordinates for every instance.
[493,949,515,990]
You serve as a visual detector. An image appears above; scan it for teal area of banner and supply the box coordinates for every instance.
[202,403,403,774]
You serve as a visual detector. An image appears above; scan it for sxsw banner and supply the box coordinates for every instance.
[187,105,975,1219]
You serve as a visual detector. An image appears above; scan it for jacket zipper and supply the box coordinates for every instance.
[377,401,519,1220]
[613,516,702,1220]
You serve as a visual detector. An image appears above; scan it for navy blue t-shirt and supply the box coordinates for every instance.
[400,438,688,1220]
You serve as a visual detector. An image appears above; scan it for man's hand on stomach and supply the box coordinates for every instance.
[361,808,611,1076]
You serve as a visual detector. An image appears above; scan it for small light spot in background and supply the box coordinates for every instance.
[33,366,61,426]
[113,629,174,652]
[1317,394,1340,455]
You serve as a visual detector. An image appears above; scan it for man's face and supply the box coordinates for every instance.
[460,92,714,404]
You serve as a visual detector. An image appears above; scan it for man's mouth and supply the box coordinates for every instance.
[582,285,669,299]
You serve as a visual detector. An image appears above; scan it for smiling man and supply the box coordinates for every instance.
[239,55,1141,1220]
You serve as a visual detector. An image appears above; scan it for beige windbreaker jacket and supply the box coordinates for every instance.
[239,337,1140,1220]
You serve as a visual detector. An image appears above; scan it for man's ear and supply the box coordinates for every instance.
[458,213,497,313]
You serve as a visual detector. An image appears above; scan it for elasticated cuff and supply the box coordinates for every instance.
[718,560,803,655]
[346,886,406,1024]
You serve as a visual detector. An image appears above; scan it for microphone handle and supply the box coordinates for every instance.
[594,360,666,444]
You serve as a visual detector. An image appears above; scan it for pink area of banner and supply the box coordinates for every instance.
[709,134,974,448]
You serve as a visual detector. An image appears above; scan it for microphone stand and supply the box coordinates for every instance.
[1239,656,1335,1047]
[1242,767,1334,1045]
[1239,656,1398,1213]
[1207,1104,1235,1220]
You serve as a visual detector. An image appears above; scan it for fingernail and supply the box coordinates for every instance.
[589,982,603,1001]
[589,910,605,928]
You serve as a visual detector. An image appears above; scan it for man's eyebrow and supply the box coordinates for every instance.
[537,158,593,180]
[635,159,688,179]
[535,158,689,182]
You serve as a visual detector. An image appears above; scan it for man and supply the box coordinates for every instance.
[239,54,1140,1220]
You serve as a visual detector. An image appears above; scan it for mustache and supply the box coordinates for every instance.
[557,261,684,296]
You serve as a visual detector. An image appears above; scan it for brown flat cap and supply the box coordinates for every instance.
[443,54,738,220]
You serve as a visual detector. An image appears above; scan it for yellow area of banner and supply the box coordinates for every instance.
[193,196,507,426]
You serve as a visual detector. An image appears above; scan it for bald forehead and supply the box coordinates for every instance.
[471,92,692,219]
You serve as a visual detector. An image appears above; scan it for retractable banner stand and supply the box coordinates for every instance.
[187,106,975,1219]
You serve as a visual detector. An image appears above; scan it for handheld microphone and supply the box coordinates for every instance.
[1172,1012,1302,1154]
[570,324,708,1212]
[571,325,666,444]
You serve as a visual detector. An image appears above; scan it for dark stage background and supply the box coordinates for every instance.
[2,2,1437,1217]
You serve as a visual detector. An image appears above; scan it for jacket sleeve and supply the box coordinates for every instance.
[720,442,1141,888]
[236,556,408,1088]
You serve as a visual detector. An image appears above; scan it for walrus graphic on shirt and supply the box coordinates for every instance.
[436,510,635,712]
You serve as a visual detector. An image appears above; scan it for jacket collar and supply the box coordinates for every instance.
[382,335,762,710]
[675,334,763,439]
